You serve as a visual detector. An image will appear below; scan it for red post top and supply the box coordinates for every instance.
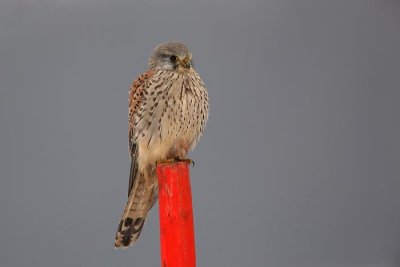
[157,162,196,267]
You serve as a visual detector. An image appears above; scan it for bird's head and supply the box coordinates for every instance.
[148,41,193,73]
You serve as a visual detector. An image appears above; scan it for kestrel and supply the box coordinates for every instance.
[115,42,209,248]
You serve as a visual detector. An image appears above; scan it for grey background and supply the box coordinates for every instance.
[0,0,399,266]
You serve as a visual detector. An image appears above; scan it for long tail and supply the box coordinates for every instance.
[115,170,156,248]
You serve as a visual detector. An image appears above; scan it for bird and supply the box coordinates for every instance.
[114,42,209,248]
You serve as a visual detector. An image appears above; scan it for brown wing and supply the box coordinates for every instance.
[128,69,155,195]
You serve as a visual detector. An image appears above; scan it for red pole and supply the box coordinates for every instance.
[156,162,196,267]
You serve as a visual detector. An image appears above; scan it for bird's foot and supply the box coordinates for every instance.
[177,157,195,166]
[156,158,195,166]
[156,158,177,165]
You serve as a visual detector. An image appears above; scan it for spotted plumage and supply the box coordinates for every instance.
[115,42,209,248]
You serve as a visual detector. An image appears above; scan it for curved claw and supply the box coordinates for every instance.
[178,158,195,167]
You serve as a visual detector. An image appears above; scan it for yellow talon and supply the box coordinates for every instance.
[177,158,195,166]
[156,158,195,166]
[156,158,177,165]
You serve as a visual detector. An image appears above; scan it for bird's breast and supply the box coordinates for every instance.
[135,71,209,165]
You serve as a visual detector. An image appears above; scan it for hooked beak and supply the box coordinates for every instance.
[178,57,191,69]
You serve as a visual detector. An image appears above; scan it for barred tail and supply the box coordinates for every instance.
[115,171,155,248]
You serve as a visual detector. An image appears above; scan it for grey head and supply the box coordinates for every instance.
[148,41,193,71]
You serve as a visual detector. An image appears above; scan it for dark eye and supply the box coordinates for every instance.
[169,55,177,62]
